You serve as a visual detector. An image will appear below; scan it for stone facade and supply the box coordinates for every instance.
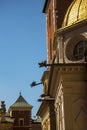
[0,101,14,130]
[37,0,87,130]
[50,64,87,130]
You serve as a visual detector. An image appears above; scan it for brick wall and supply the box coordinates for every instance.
[12,110,32,130]
[46,0,55,63]
[56,0,73,28]
[45,0,73,63]
[32,123,42,130]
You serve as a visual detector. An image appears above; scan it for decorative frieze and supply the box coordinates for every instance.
[54,65,87,73]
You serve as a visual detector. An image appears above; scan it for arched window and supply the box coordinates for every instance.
[74,41,87,60]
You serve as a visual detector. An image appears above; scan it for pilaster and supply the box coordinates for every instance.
[48,100,56,130]
[62,65,87,130]
[54,64,87,130]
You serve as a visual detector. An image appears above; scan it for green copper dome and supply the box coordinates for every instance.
[10,93,32,108]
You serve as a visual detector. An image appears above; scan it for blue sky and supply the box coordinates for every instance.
[0,0,47,118]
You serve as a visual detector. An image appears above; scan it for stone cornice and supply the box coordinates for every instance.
[42,0,50,13]
[53,19,87,49]
[37,102,48,117]
[49,63,87,97]
[56,19,87,35]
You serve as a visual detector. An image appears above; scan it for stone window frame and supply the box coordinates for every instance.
[19,118,24,126]
[73,40,87,60]
[64,35,87,62]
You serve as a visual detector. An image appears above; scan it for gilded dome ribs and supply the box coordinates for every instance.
[66,2,74,26]
[62,0,87,28]
[77,0,82,21]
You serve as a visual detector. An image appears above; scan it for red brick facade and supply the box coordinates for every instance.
[43,0,73,63]
[12,110,32,130]
[55,0,73,29]
[43,0,55,63]
[9,94,41,130]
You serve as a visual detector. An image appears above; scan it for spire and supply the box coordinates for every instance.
[19,91,21,96]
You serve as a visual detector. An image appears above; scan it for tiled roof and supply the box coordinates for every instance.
[10,94,32,108]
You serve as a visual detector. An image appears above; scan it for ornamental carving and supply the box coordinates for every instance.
[55,85,65,130]
[73,96,87,130]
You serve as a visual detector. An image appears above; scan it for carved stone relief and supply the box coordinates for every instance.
[55,85,65,130]
[73,96,87,130]
[56,35,64,63]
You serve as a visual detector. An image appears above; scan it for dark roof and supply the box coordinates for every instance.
[43,0,49,13]
[10,94,32,108]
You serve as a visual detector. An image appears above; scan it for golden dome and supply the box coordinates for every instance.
[62,0,87,27]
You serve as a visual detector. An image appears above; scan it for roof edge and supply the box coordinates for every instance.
[9,94,33,109]
[42,0,49,13]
